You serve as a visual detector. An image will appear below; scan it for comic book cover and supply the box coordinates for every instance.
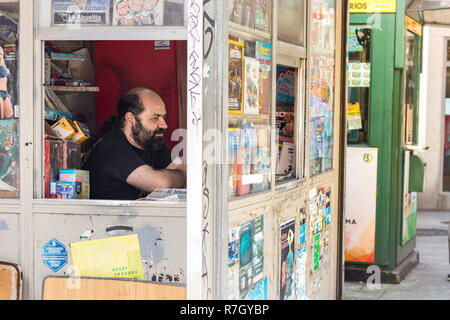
[52,0,110,26]
[229,40,244,114]
[0,15,18,120]
[254,0,269,33]
[0,120,19,196]
[229,0,244,25]
[243,57,259,115]
[279,219,295,300]
[252,215,264,283]
[239,220,254,298]
[113,0,165,26]
[257,41,271,115]
[228,226,240,300]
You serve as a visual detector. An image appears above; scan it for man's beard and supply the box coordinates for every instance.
[132,117,166,151]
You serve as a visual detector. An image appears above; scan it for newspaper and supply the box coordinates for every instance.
[140,189,187,202]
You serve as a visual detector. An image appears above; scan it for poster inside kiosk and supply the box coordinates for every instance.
[349,0,397,13]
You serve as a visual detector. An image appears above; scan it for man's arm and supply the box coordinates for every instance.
[166,156,187,173]
[126,164,186,194]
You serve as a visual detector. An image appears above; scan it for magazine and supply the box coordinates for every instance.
[141,188,186,202]
[243,57,259,115]
[257,41,271,114]
[229,40,244,113]
[112,0,165,26]
[241,0,255,29]
[0,15,18,120]
[229,0,244,25]
[52,0,110,26]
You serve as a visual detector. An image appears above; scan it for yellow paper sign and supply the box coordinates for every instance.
[350,0,396,13]
[405,16,422,36]
[70,234,145,280]
[347,102,361,117]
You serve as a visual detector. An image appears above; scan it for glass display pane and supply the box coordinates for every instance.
[443,40,450,192]
[404,30,418,145]
[0,4,20,199]
[228,36,272,198]
[277,0,305,46]
[38,0,185,27]
[275,64,297,183]
[347,25,371,145]
[308,0,335,177]
[229,0,272,34]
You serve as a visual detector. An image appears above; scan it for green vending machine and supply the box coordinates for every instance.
[344,0,426,283]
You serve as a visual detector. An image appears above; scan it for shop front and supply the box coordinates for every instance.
[0,0,347,300]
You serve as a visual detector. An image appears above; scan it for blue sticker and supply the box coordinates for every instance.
[42,238,68,272]
[299,223,306,245]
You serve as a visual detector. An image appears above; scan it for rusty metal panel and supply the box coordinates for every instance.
[0,213,19,264]
[33,212,186,300]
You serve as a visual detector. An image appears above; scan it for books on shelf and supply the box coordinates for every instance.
[44,87,70,113]
[229,0,270,34]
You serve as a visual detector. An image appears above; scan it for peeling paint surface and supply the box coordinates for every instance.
[0,219,9,230]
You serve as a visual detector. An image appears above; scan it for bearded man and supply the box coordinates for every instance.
[83,88,186,200]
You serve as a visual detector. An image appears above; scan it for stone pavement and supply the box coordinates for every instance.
[343,211,450,300]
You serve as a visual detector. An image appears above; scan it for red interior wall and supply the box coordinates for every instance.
[94,40,179,148]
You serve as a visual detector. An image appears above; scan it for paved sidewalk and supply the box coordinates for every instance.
[343,211,450,300]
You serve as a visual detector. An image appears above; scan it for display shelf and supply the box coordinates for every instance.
[37,26,187,41]
[228,22,271,41]
[44,85,100,93]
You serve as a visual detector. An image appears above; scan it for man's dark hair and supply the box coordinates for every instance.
[117,88,146,129]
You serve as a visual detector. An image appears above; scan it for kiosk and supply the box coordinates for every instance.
[345,0,427,283]
[0,0,347,300]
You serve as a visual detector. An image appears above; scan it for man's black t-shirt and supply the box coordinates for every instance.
[82,128,173,200]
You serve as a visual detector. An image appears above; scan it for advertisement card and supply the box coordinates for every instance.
[295,246,307,300]
[228,226,241,300]
[52,0,110,26]
[347,63,371,87]
[239,220,254,298]
[252,215,264,282]
[279,219,295,300]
